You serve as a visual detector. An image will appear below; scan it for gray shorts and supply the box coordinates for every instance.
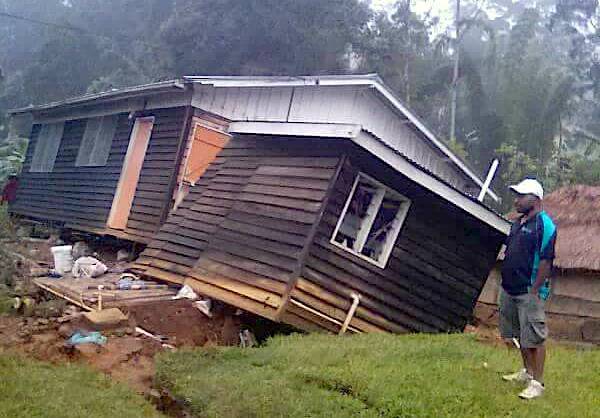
[499,290,548,348]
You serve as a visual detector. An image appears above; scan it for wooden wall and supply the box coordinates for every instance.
[12,114,131,231]
[119,107,188,242]
[11,107,187,243]
[132,135,342,330]
[477,266,600,342]
[135,137,505,334]
[292,150,505,333]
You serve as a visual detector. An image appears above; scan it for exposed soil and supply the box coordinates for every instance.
[0,298,245,395]
[124,299,242,347]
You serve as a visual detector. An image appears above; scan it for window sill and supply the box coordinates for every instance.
[329,239,388,269]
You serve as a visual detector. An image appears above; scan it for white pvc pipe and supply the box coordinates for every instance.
[478,159,499,202]
[339,293,361,335]
[289,299,362,334]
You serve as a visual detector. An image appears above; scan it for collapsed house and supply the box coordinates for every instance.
[479,186,600,343]
[10,74,510,333]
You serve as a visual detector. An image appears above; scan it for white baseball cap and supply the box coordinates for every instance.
[509,178,544,199]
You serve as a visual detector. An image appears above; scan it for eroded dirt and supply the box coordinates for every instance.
[0,298,244,395]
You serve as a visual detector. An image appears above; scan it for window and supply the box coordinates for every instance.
[76,115,119,167]
[30,122,65,172]
[331,173,411,268]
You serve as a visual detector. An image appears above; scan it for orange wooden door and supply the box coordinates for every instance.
[107,117,154,230]
[184,125,229,185]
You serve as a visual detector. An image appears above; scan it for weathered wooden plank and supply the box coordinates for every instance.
[255,166,333,179]
[243,184,327,201]
[293,278,409,333]
[194,258,288,295]
[238,192,322,212]
[202,249,291,283]
[247,175,331,191]
[207,237,298,273]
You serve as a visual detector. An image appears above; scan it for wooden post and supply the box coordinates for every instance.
[159,103,194,225]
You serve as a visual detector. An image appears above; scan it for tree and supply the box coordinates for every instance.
[160,0,372,75]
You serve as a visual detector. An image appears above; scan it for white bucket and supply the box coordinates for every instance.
[51,245,74,274]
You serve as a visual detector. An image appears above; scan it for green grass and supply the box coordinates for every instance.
[0,353,162,418]
[156,333,600,418]
[0,204,15,239]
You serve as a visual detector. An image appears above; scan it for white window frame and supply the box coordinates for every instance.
[76,115,119,167]
[29,122,65,173]
[330,172,411,268]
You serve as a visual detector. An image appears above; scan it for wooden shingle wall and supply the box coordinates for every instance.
[12,114,131,230]
[134,138,504,334]
[295,152,504,333]
[133,135,343,327]
[13,107,187,242]
[120,107,188,242]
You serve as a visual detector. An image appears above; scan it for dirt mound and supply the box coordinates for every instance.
[125,299,241,347]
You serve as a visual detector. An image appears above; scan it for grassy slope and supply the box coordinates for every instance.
[156,333,600,418]
[0,353,162,418]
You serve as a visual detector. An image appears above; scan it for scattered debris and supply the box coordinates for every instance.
[35,274,178,310]
[0,232,281,399]
[172,284,198,301]
[136,326,175,349]
[67,330,107,346]
[239,329,257,348]
[72,256,108,278]
[116,249,131,262]
[194,299,212,317]
[82,307,129,331]
[72,241,93,260]
[50,245,73,274]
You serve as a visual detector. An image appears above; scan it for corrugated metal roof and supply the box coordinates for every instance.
[8,79,186,115]
[185,74,498,202]
[8,74,498,201]
[356,129,509,234]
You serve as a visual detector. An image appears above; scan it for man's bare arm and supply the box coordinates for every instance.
[531,259,551,294]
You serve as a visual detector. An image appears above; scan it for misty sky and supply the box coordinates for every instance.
[371,0,454,30]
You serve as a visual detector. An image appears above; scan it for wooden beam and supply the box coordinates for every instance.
[159,103,194,225]
[275,155,346,319]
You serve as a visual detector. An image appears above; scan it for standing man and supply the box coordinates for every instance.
[499,178,556,400]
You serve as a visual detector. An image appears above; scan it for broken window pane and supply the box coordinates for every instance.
[360,193,404,262]
[332,173,411,268]
[333,177,376,251]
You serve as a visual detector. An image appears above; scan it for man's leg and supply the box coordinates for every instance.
[521,347,534,377]
[517,294,548,399]
[500,291,532,382]
[530,345,545,383]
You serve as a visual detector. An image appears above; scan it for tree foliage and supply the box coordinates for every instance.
[0,0,599,208]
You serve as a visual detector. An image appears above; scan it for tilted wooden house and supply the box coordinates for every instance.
[11,75,510,333]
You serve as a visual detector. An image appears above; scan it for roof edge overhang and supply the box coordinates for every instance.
[8,79,188,115]
[8,74,498,202]
[228,121,509,235]
[353,130,509,235]
[186,74,498,202]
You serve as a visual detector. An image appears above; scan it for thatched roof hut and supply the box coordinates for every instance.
[478,185,600,343]
[543,185,600,271]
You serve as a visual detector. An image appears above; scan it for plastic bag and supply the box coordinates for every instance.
[172,284,198,300]
[67,331,107,346]
[72,256,108,279]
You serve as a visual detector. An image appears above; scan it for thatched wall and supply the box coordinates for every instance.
[477,263,600,343]
[543,185,600,270]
